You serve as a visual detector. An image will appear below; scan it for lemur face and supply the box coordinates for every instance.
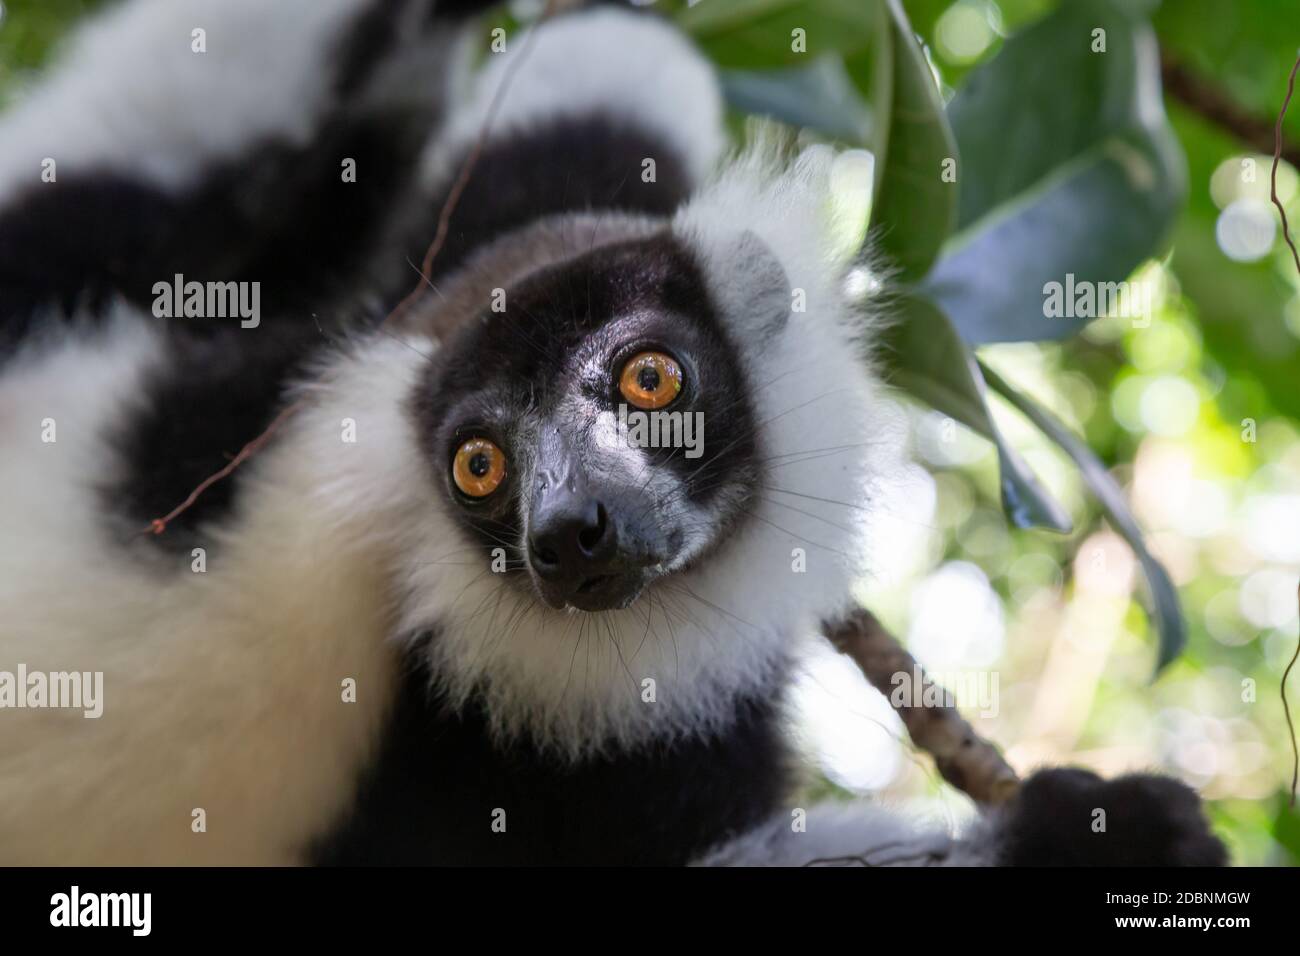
[414,233,760,612]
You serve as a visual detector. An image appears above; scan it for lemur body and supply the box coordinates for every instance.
[0,0,1225,866]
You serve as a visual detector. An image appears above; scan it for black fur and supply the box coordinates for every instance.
[333,0,502,96]
[0,114,429,342]
[99,323,327,551]
[333,0,411,97]
[994,767,1228,866]
[426,0,509,20]
[0,175,175,344]
[413,116,695,284]
[311,639,795,865]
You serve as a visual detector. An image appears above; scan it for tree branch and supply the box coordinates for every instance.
[1160,52,1300,167]
[823,607,1020,806]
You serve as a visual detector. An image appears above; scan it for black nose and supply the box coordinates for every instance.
[528,495,618,586]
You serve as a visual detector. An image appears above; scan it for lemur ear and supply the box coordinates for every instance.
[704,229,792,343]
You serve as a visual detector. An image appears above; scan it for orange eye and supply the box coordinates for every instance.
[619,351,683,410]
[452,438,507,498]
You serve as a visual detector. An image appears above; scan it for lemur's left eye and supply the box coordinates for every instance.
[619,351,683,409]
[452,438,507,498]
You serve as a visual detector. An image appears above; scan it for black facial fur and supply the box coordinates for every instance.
[412,231,760,609]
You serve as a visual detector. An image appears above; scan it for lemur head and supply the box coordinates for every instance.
[346,143,897,754]
[414,232,761,613]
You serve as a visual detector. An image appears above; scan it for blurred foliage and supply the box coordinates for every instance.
[0,0,106,104]
[2,0,1297,864]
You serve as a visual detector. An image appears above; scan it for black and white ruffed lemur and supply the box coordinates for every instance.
[0,0,1226,866]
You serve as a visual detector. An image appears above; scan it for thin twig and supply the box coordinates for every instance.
[141,403,300,536]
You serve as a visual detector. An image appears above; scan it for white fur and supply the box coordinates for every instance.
[0,0,370,203]
[421,7,726,189]
[0,312,165,587]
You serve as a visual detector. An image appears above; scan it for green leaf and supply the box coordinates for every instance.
[850,0,958,281]
[882,293,1073,533]
[978,361,1187,670]
[719,57,871,144]
[678,0,877,70]
[924,0,1185,344]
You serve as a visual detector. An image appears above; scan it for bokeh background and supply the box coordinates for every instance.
[3,0,1296,864]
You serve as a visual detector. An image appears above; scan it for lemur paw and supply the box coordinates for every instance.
[995,768,1228,866]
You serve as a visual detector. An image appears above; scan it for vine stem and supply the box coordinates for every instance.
[1283,585,1300,807]
[1270,52,1300,279]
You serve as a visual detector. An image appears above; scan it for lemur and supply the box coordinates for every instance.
[0,0,1226,865]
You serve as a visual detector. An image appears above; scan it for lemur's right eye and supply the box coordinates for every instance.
[452,438,507,498]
